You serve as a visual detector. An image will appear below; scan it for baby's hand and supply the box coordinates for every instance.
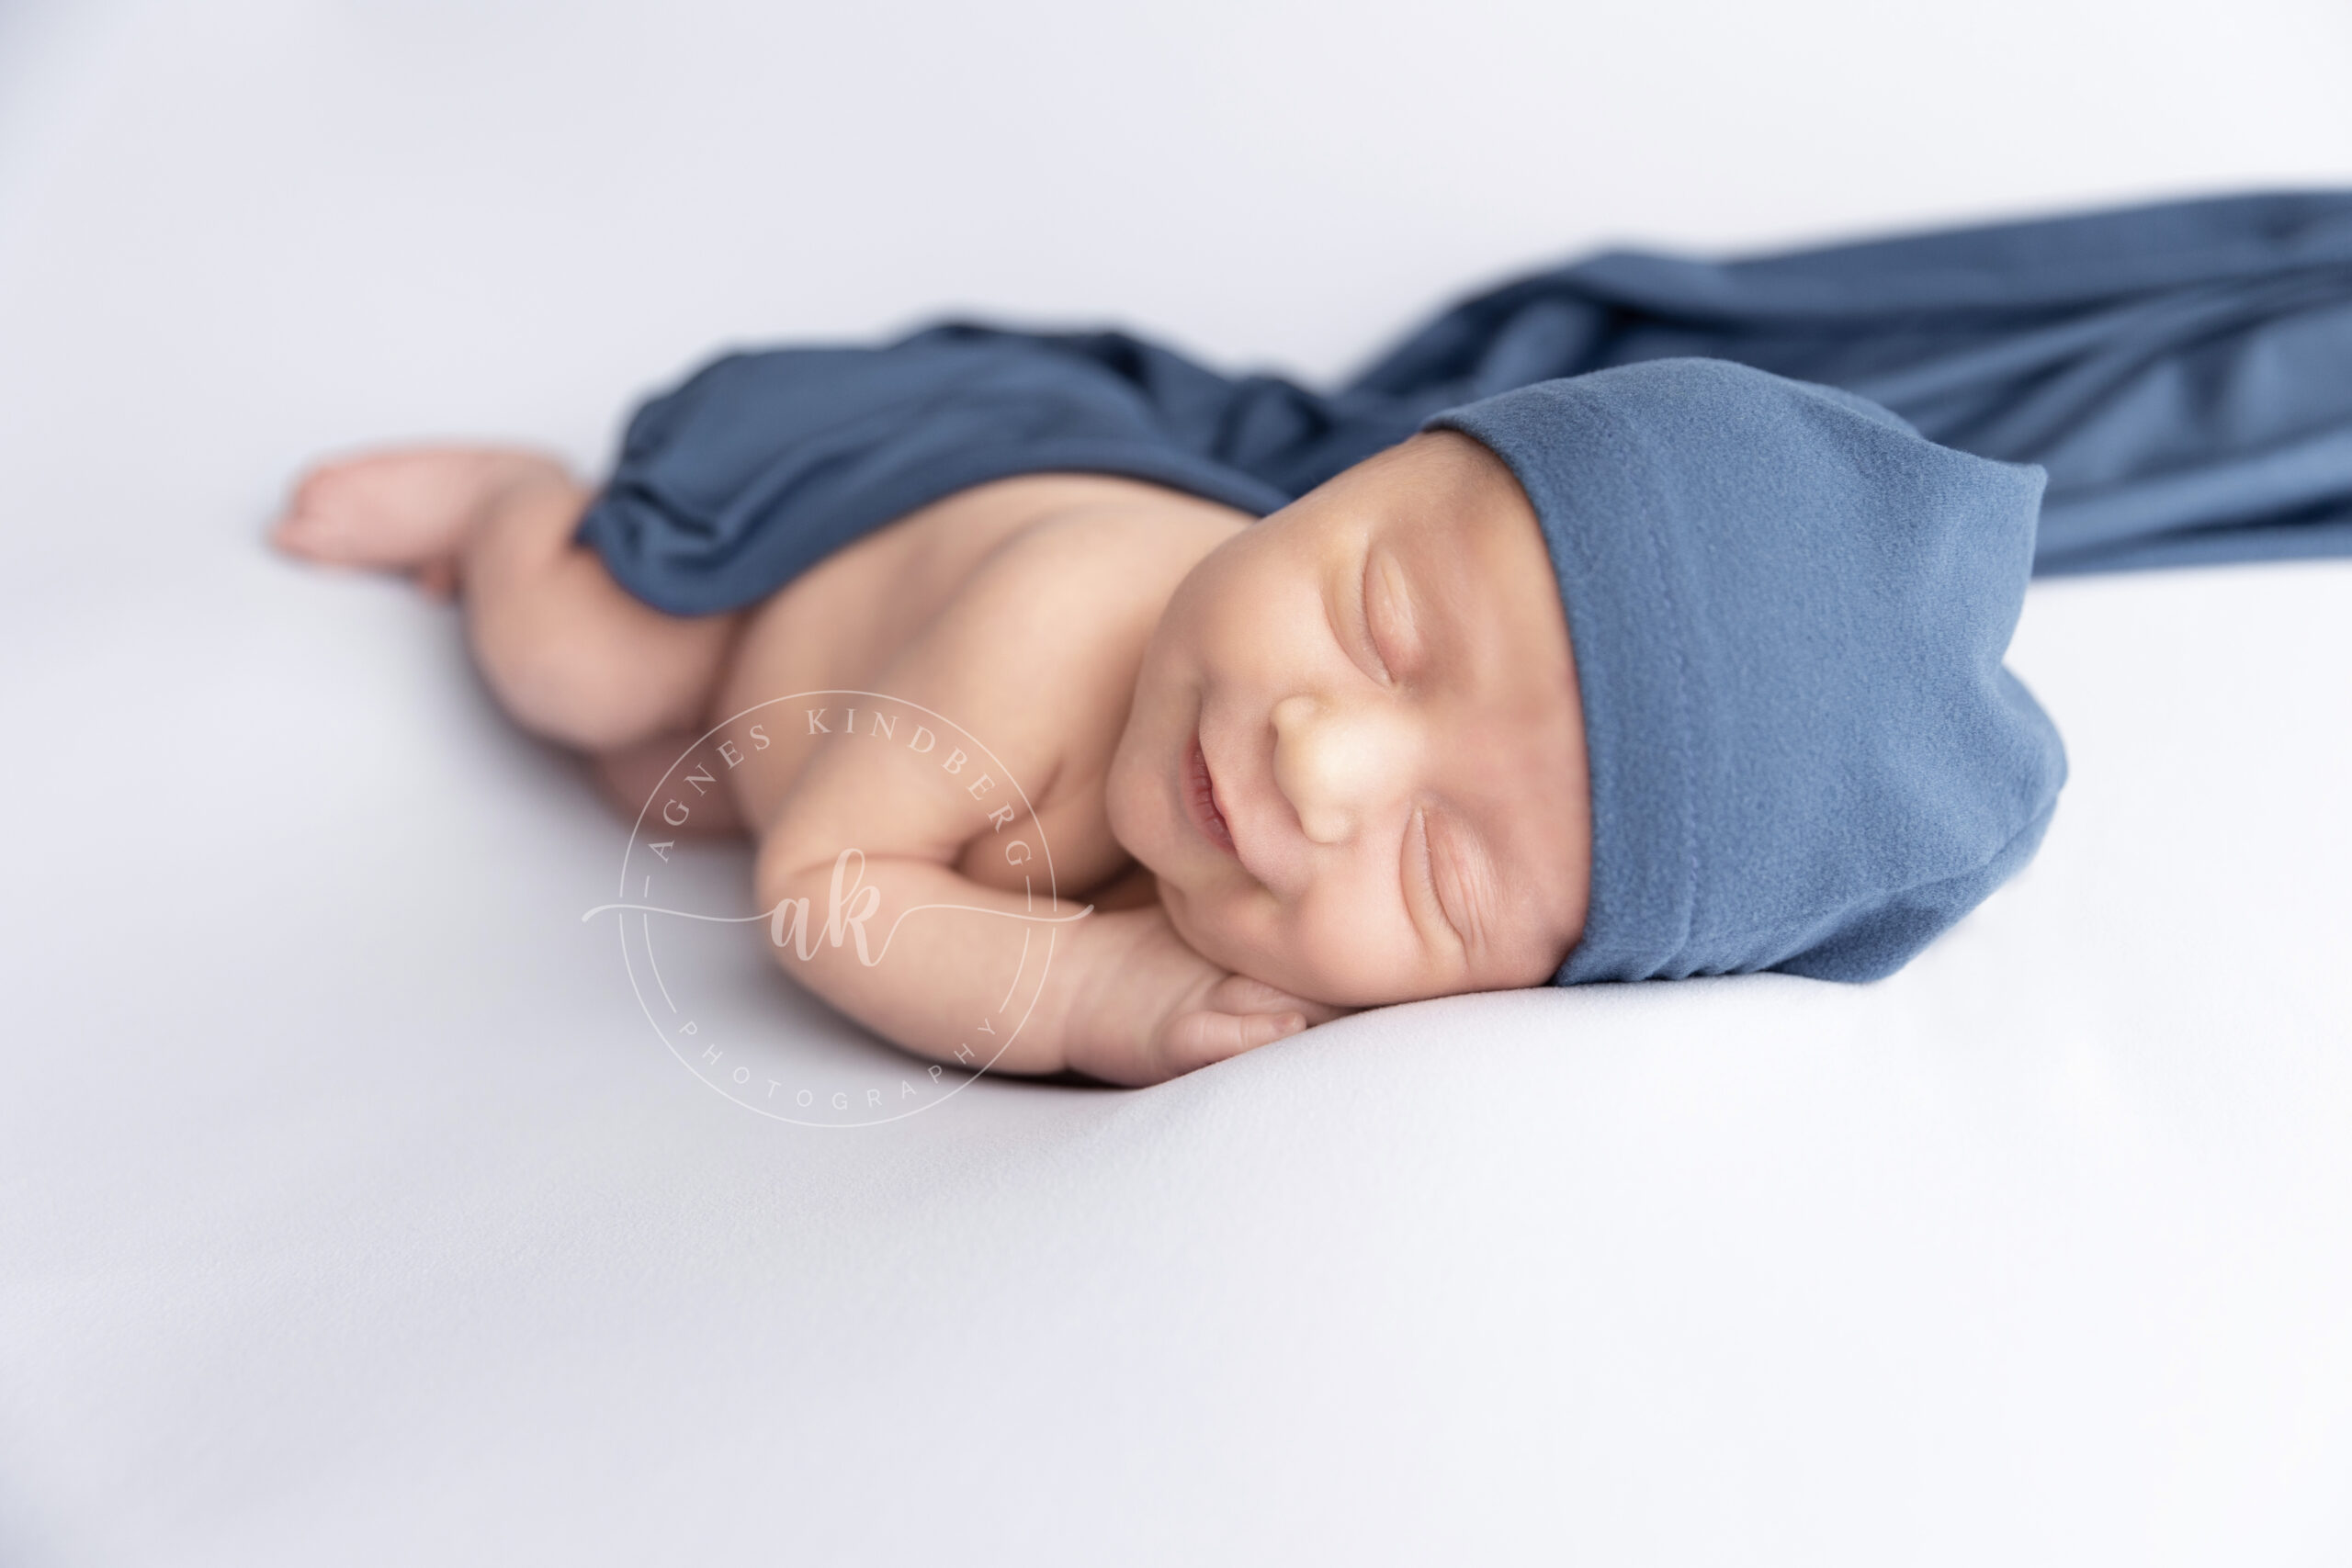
[1061,903,1345,1086]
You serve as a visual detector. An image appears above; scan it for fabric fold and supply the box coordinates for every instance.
[579,189,2352,615]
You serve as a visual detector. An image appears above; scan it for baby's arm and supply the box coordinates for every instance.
[752,507,1327,1085]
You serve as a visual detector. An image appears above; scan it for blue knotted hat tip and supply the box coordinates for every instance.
[1428,358,2066,984]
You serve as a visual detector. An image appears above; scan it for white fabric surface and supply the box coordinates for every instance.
[4,2,2351,1562]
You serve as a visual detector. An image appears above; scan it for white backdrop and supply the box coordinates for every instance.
[3,1,2350,1563]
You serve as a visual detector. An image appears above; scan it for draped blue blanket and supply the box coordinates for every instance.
[580,191,2352,615]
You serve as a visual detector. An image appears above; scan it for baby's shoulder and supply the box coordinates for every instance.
[752,480,1248,888]
[894,486,1244,785]
[921,485,1244,671]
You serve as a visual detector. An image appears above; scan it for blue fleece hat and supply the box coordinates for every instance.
[1425,358,2066,984]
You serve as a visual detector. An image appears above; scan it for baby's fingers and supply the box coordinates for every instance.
[1156,1005,1308,1079]
[1203,974,1351,1027]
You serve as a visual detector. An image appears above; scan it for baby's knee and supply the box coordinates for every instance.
[466,547,734,752]
[466,620,650,755]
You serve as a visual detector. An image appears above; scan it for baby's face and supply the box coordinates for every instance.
[1107,431,1591,1007]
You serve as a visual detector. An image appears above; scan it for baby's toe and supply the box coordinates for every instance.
[270,446,563,575]
[269,496,334,555]
[289,465,350,518]
[271,473,359,556]
[268,454,447,567]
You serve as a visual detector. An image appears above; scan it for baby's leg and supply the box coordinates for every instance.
[589,728,747,835]
[274,448,739,753]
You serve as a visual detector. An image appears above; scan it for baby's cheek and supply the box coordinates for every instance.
[1271,885,1430,1006]
[1171,877,1427,1007]
[1176,887,1325,999]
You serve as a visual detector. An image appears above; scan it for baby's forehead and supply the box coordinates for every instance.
[1261,434,1535,567]
[1374,449,1555,627]
[1352,428,1524,506]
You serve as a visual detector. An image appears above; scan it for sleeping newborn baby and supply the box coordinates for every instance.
[275,353,2064,1085]
[269,192,2352,1084]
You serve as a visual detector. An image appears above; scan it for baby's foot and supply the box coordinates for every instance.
[271,447,566,599]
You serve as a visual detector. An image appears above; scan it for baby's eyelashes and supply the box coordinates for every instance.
[1363,548,1425,682]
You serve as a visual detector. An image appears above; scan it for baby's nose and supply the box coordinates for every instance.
[1271,694,1413,845]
